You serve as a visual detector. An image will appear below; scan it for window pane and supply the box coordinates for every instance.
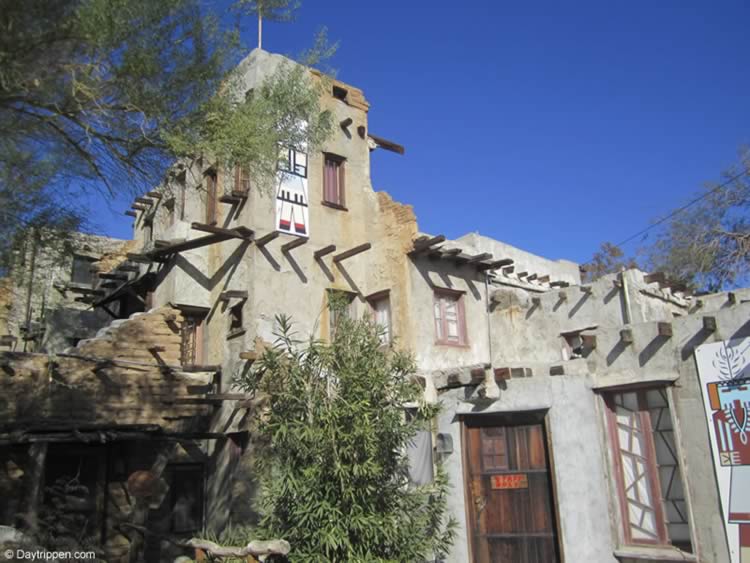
[612,393,661,541]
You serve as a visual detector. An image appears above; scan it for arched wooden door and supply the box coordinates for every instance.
[462,414,562,562]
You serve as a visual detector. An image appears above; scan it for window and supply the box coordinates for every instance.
[168,464,204,533]
[205,170,217,224]
[229,301,243,334]
[332,85,348,101]
[328,289,356,338]
[604,389,693,552]
[178,171,186,221]
[234,166,251,195]
[181,309,207,366]
[367,291,391,344]
[433,289,467,346]
[323,153,345,208]
[71,255,96,286]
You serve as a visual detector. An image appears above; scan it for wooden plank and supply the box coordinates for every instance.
[411,235,445,253]
[478,258,514,271]
[146,190,162,199]
[126,253,153,263]
[281,236,308,252]
[549,281,570,288]
[219,290,248,301]
[537,275,550,284]
[125,210,137,217]
[240,351,258,361]
[255,231,280,246]
[333,242,372,262]
[314,244,337,259]
[620,329,634,344]
[463,252,493,264]
[131,203,148,211]
[526,273,538,281]
[98,272,128,280]
[135,197,153,205]
[368,133,405,155]
[191,222,254,239]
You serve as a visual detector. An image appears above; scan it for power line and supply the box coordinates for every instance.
[589,168,750,263]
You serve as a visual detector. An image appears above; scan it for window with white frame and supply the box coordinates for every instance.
[603,388,693,552]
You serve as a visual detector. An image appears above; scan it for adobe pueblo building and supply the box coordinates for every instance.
[1,49,749,563]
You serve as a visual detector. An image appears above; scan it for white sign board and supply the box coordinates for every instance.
[695,338,750,562]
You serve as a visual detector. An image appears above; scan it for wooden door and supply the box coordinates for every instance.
[463,416,561,563]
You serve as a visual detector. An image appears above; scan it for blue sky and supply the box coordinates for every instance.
[91,0,750,265]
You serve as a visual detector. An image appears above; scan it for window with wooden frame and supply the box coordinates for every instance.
[603,388,693,552]
[71,255,96,286]
[328,289,356,338]
[323,153,346,209]
[205,170,218,224]
[367,290,392,344]
[181,308,207,366]
[433,289,468,346]
[234,165,250,195]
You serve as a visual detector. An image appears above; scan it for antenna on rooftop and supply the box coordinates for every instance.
[238,0,298,50]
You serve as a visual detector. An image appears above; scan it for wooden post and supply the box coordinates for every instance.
[19,442,48,531]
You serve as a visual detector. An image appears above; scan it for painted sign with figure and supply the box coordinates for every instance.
[275,145,309,237]
[696,338,750,563]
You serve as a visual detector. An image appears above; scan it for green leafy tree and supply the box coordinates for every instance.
[0,0,332,268]
[645,148,750,291]
[235,313,456,562]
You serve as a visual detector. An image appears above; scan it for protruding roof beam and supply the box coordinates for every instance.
[368,133,405,155]
[411,235,446,253]
[478,258,514,271]
[191,222,254,240]
[314,245,337,259]
[333,242,372,263]
[281,236,308,253]
[255,231,280,247]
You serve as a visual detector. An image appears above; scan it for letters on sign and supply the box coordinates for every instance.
[490,473,528,490]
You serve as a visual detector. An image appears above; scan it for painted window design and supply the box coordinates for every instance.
[604,389,693,551]
[276,146,309,237]
[433,290,467,346]
[323,153,345,207]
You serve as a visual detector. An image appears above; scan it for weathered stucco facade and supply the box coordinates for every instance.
[0,49,748,563]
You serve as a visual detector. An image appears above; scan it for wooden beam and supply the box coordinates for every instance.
[477,258,514,271]
[135,197,153,205]
[537,275,550,284]
[281,236,308,253]
[411,235,445,253]
[146,190,162,199]
[333,242,372,262]
[516,271,529,278]
[125,210,137,218]
[502,265,515,275]
[526,273,538,282]
[219,290,248,301]
[550,280,570,288]
[441,248,463,257]
[191,222,254,239]
[255,231,280,246]
[127,253,153,263]
[131,204,148,211]
[148,234,232,259]
[314,244,337,259]
[462,252,493,264]
[703,316,717,333]
[657,322,673,337]
[728,292,737,305]
[368,133,405,155]
[240,351,258,361]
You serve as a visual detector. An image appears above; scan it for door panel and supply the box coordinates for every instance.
[463,417,561,563]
